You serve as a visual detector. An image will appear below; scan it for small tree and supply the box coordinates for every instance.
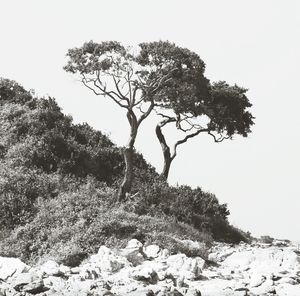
[156,81,255,179]
[64,41,207,200]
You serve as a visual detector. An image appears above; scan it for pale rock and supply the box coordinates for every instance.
[66,277,97,294]
[40,260,60,276]
[181,257,205,280]
[70,266,80,274]
[250,279,275,295]
[121,239,144,266]
[208,245,235,262]
[98,245,113,256]
[9,272,49,294]
[126,239,143,249]
[276,283,300,296]
[192,278,236,296]
[131,266,158,284]
[90,247,129,273]
[276,276,298,285]
[22,278,49,294]
[0,257,29,280]
[109,274,144,294]
[185,287,202,296]
[222,251,254,270]
[43,275,67,291]
[79,263,101,279]
[159,249,170,260]
[10,272,38,289]
[59,264,71,275]
[167,254,186,271]
[124,288,155,296]
[120,247,144,266]
[144,245,160,259]
[249,274,266,287]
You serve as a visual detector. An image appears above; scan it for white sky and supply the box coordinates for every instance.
[1,0,300,241]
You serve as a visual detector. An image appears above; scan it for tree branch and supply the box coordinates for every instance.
[171,128,210,160]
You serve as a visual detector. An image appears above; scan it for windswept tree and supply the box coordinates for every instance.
[64,41,208,200]
[155,81,255,179]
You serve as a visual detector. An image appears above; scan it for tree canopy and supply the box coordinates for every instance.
[64,40,213,199]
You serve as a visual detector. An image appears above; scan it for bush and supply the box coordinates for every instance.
[0,182,212,265]
[259,235,274,244]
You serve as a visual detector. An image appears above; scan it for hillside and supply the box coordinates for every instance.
[0,78,248,267]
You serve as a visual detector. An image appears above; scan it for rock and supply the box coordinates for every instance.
[166,254,205,280]
[120,240,144,266]
[144,245,160,259]
[124,289,155,296]
[40,260,60,276]
[90,246,129,273]
[276,283,300,296]
[10,272,37,289]
[185,287,202,296]
[9,272,49,294]
[43,276,67,291]
[277,276,298,285]
[191,278,236,296]
[22,279,49,294]
[159,249,170,260]
[167,254,186,271]
[0,257,29,280]
[250,279,275,295]
[127,239,143,249]
[59,264,71,275]
[222,250,254,270]
[70,266,80,274]
[131,266,158,284]
[249,274,266,287]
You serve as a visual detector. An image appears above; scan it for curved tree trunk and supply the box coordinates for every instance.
[155,124,173,180]
[118,146,134,200]
[118,111,138,201]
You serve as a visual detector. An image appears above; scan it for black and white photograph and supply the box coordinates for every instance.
[0,1,299,295]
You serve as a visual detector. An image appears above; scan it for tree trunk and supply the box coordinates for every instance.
[118,111,138,201]
[155,124,173,180]
[118,146,134,201]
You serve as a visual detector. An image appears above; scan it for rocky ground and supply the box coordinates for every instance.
[0,239,299,296]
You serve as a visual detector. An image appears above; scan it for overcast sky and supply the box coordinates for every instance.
[1,0,300,241]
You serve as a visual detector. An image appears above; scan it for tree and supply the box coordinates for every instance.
[64,40,209,200]
[155,81,255,179]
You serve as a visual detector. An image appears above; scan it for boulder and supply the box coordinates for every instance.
[9,272,49,294]
[120,239,144,266]
[166,254,205,280]
[127,239,143,249]
[0,257,29,280]
[185,288,202,296]
[90,245,129,273]
[40,260,60,276]
[131,266,158,284]
[144,245,160,259]
[249,274,266,287]
[250,279,275,295]
[276,283,300,296]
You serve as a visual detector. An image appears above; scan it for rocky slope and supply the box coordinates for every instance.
[0,239,299,296]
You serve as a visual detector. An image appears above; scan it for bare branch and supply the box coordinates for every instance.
[171,128,210,160]
[208,131,231,143]
[82,74,128,108]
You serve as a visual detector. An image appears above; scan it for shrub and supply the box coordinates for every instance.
[0,183,212,265]
[259,235,274,244]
